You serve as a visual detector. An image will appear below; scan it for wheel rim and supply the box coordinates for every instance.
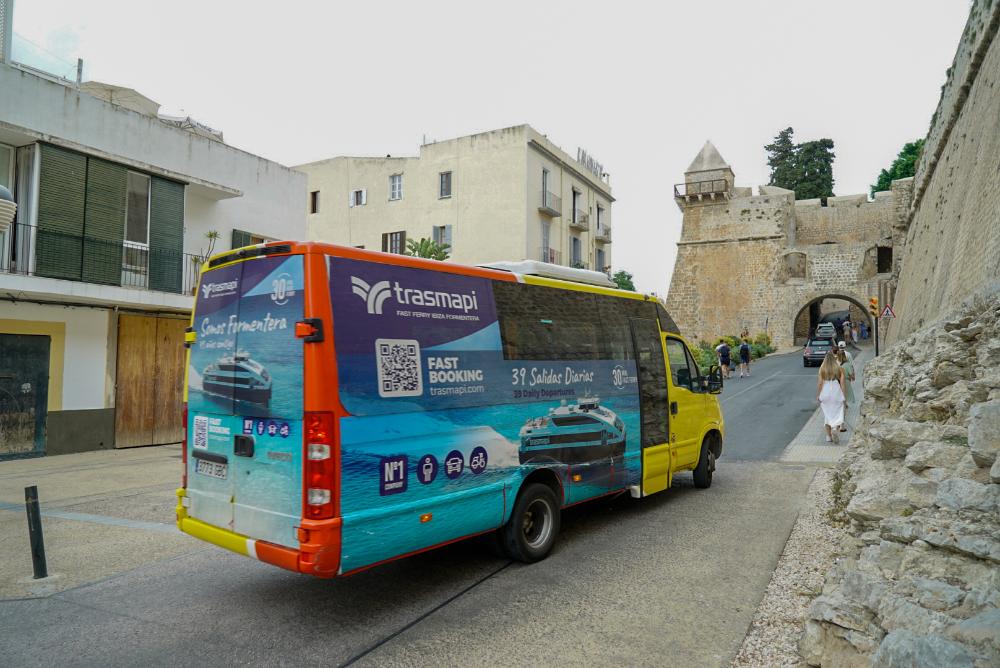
[521,498,553,549]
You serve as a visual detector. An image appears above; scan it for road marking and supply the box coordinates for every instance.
[0,502,176,534]
[721,372,782,403]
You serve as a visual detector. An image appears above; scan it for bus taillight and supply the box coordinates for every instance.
[305,412,335,519]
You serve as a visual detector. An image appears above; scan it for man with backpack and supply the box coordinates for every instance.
[716,339,732,379]
[739,339,752,378]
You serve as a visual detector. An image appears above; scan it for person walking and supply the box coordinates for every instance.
[738,339,752,378]
[841,319,852,345]
[860,321,869,340]
[836,342,856,433]
[817,351,847,443]
[851,322,860,344]
[716,339,732,379]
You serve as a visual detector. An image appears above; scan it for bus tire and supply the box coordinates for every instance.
[502,483,560,563]
[693,437,716,489]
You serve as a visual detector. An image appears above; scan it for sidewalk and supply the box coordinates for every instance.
[0,445,199,599]
[780,346,872,464]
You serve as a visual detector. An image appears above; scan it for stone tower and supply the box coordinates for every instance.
[666,141,909,350]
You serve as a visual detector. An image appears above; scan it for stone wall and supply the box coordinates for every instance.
[889,0,1000,343]
[800,283,1000,667]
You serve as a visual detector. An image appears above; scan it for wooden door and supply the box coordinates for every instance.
[115,314,186,447]
[0,334,51,458]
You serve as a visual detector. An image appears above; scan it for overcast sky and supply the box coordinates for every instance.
[13,0,969,294]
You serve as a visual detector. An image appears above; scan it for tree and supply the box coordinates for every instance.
[612,269,635,291]
[794,138,835,200]
[404,237,450,260]
[764,128,836,200]
[870,139,924,196]
[765,127,798,191]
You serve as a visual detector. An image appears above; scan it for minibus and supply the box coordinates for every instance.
[176,242,724,576]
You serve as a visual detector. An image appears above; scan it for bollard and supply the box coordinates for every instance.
[24,485,48,579]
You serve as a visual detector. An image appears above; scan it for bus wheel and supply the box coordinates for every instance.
[693,438,716,489]
[502,483,560,563]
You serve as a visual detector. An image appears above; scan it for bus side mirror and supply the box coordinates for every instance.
[707,365,724,394]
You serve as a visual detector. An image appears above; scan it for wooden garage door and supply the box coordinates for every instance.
[115,314,187,448]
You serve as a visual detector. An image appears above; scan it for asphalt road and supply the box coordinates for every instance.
[0,349,831,667]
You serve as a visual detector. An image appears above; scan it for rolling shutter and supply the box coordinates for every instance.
[36,144,87,280]
[149,177,185,293]
[82,157,126,285]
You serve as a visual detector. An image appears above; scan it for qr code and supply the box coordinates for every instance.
[375,338,423,398]
[193,415,209,450]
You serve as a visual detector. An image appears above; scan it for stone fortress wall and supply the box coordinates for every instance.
[888,0,1000,343]
[666,142,910,350]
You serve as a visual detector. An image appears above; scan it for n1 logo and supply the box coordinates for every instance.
[379,455,408,496]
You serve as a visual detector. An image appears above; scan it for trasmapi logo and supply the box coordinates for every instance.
[350,275,479,316]
[200,280,239,299]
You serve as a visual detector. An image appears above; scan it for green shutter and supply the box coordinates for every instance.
[82,157,126,285]
[36,144,86,280]
[231,229,252,249]
[149,177,185,294]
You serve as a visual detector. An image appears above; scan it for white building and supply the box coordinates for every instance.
[0,53,305,457]
[295,125,614,271]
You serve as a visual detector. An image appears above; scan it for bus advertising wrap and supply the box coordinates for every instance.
[329,258,644,572]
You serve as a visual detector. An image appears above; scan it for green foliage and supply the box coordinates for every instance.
[765,128,836,200]
[404,237,450,260]
[694,342,717,372]
[753,331,772,348]
[870,139,924,196]
[612,269,636,291]
[695,333,774,366]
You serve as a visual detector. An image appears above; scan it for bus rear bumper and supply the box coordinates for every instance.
[175,488,342,578]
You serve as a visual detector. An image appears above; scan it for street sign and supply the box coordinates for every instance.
[880,305,896,319]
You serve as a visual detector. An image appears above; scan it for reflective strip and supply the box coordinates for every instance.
[246,539,258,560]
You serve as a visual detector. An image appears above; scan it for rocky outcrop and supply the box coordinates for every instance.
[800,286,1000,666]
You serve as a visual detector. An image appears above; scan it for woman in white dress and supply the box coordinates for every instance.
[817,351,847,443]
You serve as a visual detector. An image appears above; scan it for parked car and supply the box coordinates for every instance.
[814,322,837,340]
[803,338,835,367]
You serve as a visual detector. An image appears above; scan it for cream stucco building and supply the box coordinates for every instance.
[294,125,614,271]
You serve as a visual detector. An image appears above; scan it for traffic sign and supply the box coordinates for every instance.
[880,305,896,319]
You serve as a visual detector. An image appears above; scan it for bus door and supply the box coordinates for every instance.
[663,336,702,468]
[186,253,305,549]
[629,318,671,495]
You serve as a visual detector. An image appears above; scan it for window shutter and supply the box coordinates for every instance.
[149,177,185,293]
[443,224,453,249]
[231,229,252,249]
[349,191,355,208]
[381,233,389,252]
[81,157,127,286]
[400,231,406,254]
[361,189,367,206]
[36,144,87,281]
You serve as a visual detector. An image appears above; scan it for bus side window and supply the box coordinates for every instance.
[494,282,601,361]
[664,338,693,391]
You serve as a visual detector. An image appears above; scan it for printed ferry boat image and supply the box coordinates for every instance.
[519,396,626,465]
[201,350,272,406]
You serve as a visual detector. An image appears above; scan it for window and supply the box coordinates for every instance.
[439,171,452,198]
[389,174,403,201]
[595,248,606,273]
[571,236,582,266]
[542,168,549,194]
[309,190,320,214]
[571,189,580,223]
[665,338,695,390]
[382,231,406,254]
[877,246,892,273]
[350,189,367,207]
[125,172,151,244]
[432,224,453,249]
[596,204,604,230]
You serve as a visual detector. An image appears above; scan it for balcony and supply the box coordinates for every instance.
[538,190,561,217]
[673,179,730,202]
[2,223,202,297]
[569,210,589,231]
[594,225,612,243]
[539,247,562,265]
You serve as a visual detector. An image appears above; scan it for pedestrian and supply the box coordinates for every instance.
[860,321,868,340]
[836,342,856,433]
[716,339,732,379]
[817,351,847,443]
[738,338,752,378]
[852,322,859,344]
[842,319,852,344]
[740,327,750,341]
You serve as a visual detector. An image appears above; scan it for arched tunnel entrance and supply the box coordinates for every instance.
[793,295,873,346]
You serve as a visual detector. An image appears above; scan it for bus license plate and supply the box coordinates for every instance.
[196,459,228,480]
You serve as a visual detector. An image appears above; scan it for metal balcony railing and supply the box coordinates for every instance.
[538,190,561,216]
[569,210,589,230]
[1,222,202,295]
[673,179,730,199]
[539,247,562,265]
[595,225,612,243]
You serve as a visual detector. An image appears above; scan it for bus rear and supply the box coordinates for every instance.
[176,243,340,576]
